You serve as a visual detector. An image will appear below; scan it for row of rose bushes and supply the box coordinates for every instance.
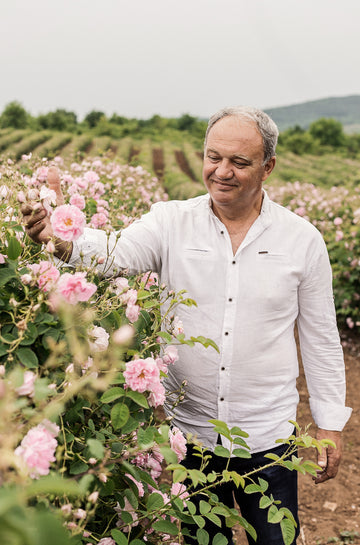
[0,154,339,545]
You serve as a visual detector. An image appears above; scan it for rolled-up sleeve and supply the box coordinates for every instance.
[68,202,165,276]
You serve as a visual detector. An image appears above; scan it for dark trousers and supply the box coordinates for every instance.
[181,441,299,545]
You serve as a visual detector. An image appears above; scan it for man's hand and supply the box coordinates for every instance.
[313,428,342,484]
[21,166,72,260]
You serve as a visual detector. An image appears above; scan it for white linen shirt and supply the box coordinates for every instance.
[69,191,352,453]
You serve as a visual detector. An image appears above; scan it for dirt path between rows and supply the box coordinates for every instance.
[174,150,197,182]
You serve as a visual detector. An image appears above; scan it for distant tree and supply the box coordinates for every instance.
[309,118,345,147]
[0,101,29,129]
[177,113,197,131]
[281,132,317,155]
[37,109,77,131]
[84,110,106,128]
[109,114,128,125]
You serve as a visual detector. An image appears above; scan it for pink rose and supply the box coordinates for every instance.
[147,381,166,408]
[36,166,49,182]
[169,427,187,462]
[333,217,343,226]
[112,324,134,345]
[69,193,86,210]
[15,370,36,397]
[172,316,184,336]
[39,186,57,215]
[14,419,59,478]
[171,482,189,506]
[37,261,60,292]
[56,272,97,304]
[125,473,144,497]
[120,288,138,305]
[163,345,179,365]
[123,358,159,393]
[98,539,116,545]
[88,326,109,352]
[126,303,140,323]
[90,212,108,228]
[50,204,86,241]
[84,171,100,184]
[141,271,158,290]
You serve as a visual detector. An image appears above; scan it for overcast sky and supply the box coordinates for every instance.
[1,0,359,120]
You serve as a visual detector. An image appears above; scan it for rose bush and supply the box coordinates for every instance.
[0,155,336,545]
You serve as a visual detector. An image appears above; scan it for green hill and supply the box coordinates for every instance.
[265,95,360,132]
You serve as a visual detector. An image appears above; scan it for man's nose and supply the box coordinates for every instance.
[215,159,233,179]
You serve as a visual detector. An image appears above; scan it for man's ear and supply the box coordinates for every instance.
[262,156,276,181]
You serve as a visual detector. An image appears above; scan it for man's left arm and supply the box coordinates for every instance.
[296,235,352,483]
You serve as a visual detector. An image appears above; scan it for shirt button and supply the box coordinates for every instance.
[224,332,229,336]
[220,230,224,234]
[221,366,225,371]
[228,298,232,302]
[220,397,224,401]
[232,260,236,264]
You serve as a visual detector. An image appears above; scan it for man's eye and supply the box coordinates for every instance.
[208,156,220,162]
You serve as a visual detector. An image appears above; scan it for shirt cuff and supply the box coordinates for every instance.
[309,398,352,431]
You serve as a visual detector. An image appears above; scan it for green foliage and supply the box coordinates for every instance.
[36,109,77,132]
[309,118,345,147]
[0,101,29,129]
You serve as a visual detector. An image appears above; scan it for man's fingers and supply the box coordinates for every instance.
[48,166,64,206]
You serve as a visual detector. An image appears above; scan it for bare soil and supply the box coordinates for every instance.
[233,333,360,544]
[152,148,165,179]
[128,146,140,163]
[174,150,197,182]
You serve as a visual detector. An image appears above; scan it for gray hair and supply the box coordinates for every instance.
[204,106,279,165]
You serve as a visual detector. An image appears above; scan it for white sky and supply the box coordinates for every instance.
[1,0,359,120]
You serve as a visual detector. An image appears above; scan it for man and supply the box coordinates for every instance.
[22,106,351,545]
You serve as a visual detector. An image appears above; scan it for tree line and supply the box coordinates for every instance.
[2,100,360,155]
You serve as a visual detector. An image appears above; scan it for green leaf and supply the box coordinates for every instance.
[232,448,251,459]
[19,323,38,346]
[199,500,211,514]
[258,477,269,492]
[204,512,221,527]
[230,471,245,488]
[137,427,154,448]
[0,269,16,286]
[111,528,128,545]
[69,461,89,475]
[213,533,228,545]
[156,331,173,343]
[214,445,230,458]
[196,528,209,545]
[152,519,179,535]
[111,403,130,430]
[259,495,273,509]
[100,387,125,404]
[16,347,38,368]
[280,518,296,545]
[187,469,207,487]
[26,475,82,497]
[173,468,188,482]
[86,438,105,459]
[7,236,22,260]
[244,483,262,494]
[268,505,284,524]
[230,426,249,438]
[126,389,149,408]
[233,436,250,448]
[193,515,205,528]
[147,492,164,511]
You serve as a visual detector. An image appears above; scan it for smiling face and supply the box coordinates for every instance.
[203,115,275,215]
